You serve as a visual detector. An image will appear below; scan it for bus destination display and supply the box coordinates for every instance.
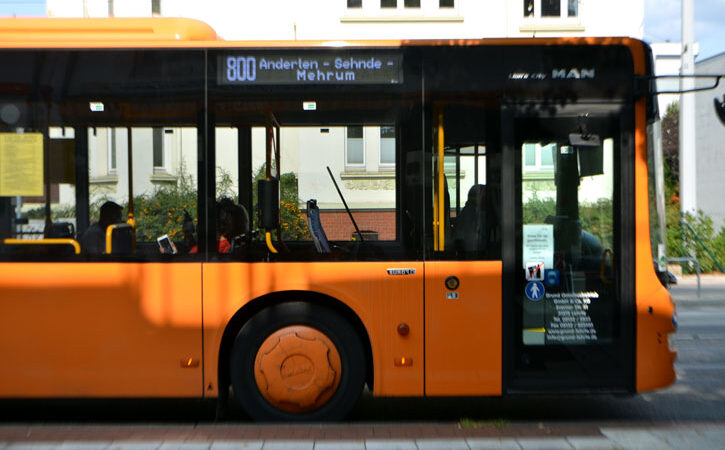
[219,52,402,85]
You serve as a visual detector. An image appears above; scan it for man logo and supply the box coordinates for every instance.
[552,68,596,80]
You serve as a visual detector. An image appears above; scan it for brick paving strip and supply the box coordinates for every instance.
[0,422,602,442]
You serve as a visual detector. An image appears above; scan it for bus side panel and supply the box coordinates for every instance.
[425,261,502,396]
[202,262,424,397]
[634,100,677,391]
[0,263,203,397]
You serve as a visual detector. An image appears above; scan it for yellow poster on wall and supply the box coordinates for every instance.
[0,132,44,197]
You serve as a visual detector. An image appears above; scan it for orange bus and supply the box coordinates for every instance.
[0,18,676,421]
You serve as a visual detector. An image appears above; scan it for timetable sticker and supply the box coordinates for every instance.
[523,224,554,270]
[0,132,43,196]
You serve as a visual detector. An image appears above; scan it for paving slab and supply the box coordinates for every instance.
[108,442,163,450]
[599,429,675,450]
[5,445,63,450]
[516,438,573,450]
[261,440,313,450]
[416,438,470,449]
[466,438,521,450]
[364,439,418,450]
[564,436,618,449]
[210,441,263,450]
[313,440,365,450]
[157,443,210,450]
[57,443,111,450]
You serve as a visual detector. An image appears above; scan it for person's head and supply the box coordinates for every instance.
[466,184,487,209]
[98,201,123,229]
[217,198,249,239]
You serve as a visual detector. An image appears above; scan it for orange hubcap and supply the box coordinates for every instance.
[254,325,342,413]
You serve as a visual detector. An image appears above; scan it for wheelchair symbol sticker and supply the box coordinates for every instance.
[525,281,545,301]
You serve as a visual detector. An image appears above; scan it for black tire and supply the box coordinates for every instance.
[229,301,365,421]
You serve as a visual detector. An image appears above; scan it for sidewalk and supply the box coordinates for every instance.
[669,273,725,304]
[1,422,724,449]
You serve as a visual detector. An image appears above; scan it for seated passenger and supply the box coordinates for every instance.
[217,198,250,254]
[80,201,123,255]
[453,184,488,257]
[179,210,198,254]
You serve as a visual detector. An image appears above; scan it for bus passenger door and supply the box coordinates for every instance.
[424,104,503,396]
[503,104,634,392]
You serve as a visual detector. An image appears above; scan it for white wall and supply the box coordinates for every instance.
[695,53,725,229]
[48,0,645,41]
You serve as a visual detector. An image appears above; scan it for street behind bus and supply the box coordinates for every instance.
[0,275,723,449]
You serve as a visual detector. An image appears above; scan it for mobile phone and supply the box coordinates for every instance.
[157,234,177,254]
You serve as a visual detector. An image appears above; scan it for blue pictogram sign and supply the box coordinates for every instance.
[525,281,545,301]
[545,269,560,287]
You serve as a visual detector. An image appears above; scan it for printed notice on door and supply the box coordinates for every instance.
[523,224,554,269]
[0,133,43,196]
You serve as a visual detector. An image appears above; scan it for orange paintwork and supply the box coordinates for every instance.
[255,325,341,412]
[622,40,677,392]
[0,263,202,397]
[202,262,424,397]
[632,95,677,390]
[425,261,502,395]
[0,17,218,43]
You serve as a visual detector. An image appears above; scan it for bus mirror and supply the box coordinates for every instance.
[569,133,603,177]
[715,96,725,126]
[257,179,279,229]
[569,133,600,147]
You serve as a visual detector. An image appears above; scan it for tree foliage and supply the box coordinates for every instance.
[662,102,679,185]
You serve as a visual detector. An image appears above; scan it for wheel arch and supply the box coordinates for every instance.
[216,290,374,407]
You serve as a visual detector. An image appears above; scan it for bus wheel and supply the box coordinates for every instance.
[230,302,365,421]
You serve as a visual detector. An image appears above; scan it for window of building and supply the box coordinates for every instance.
[524,0,534,17]
[541,0,560,17]
[107,128,117,173]
[347,0,362,7]
[380,126,395,166]
[346,126,364,166]
[524,0,578,18]
[439,0,454,7]
[568,0,578,17]
[522,142,556,174]
[152,127,171,171]
[379,0,421,9]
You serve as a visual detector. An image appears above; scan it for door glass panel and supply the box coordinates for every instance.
[514,108,624,386]
[433,103,501,261]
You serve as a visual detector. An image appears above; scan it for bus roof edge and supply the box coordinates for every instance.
[0,17,220,43]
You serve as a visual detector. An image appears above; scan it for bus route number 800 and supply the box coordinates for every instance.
[227,56,256,82]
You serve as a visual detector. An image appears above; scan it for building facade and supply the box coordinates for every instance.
[695,53,725,229]
[36,0,645,242]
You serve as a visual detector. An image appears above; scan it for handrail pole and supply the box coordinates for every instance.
[325,166,364,243]
[681,219,725,272]
[667,256,701,297]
